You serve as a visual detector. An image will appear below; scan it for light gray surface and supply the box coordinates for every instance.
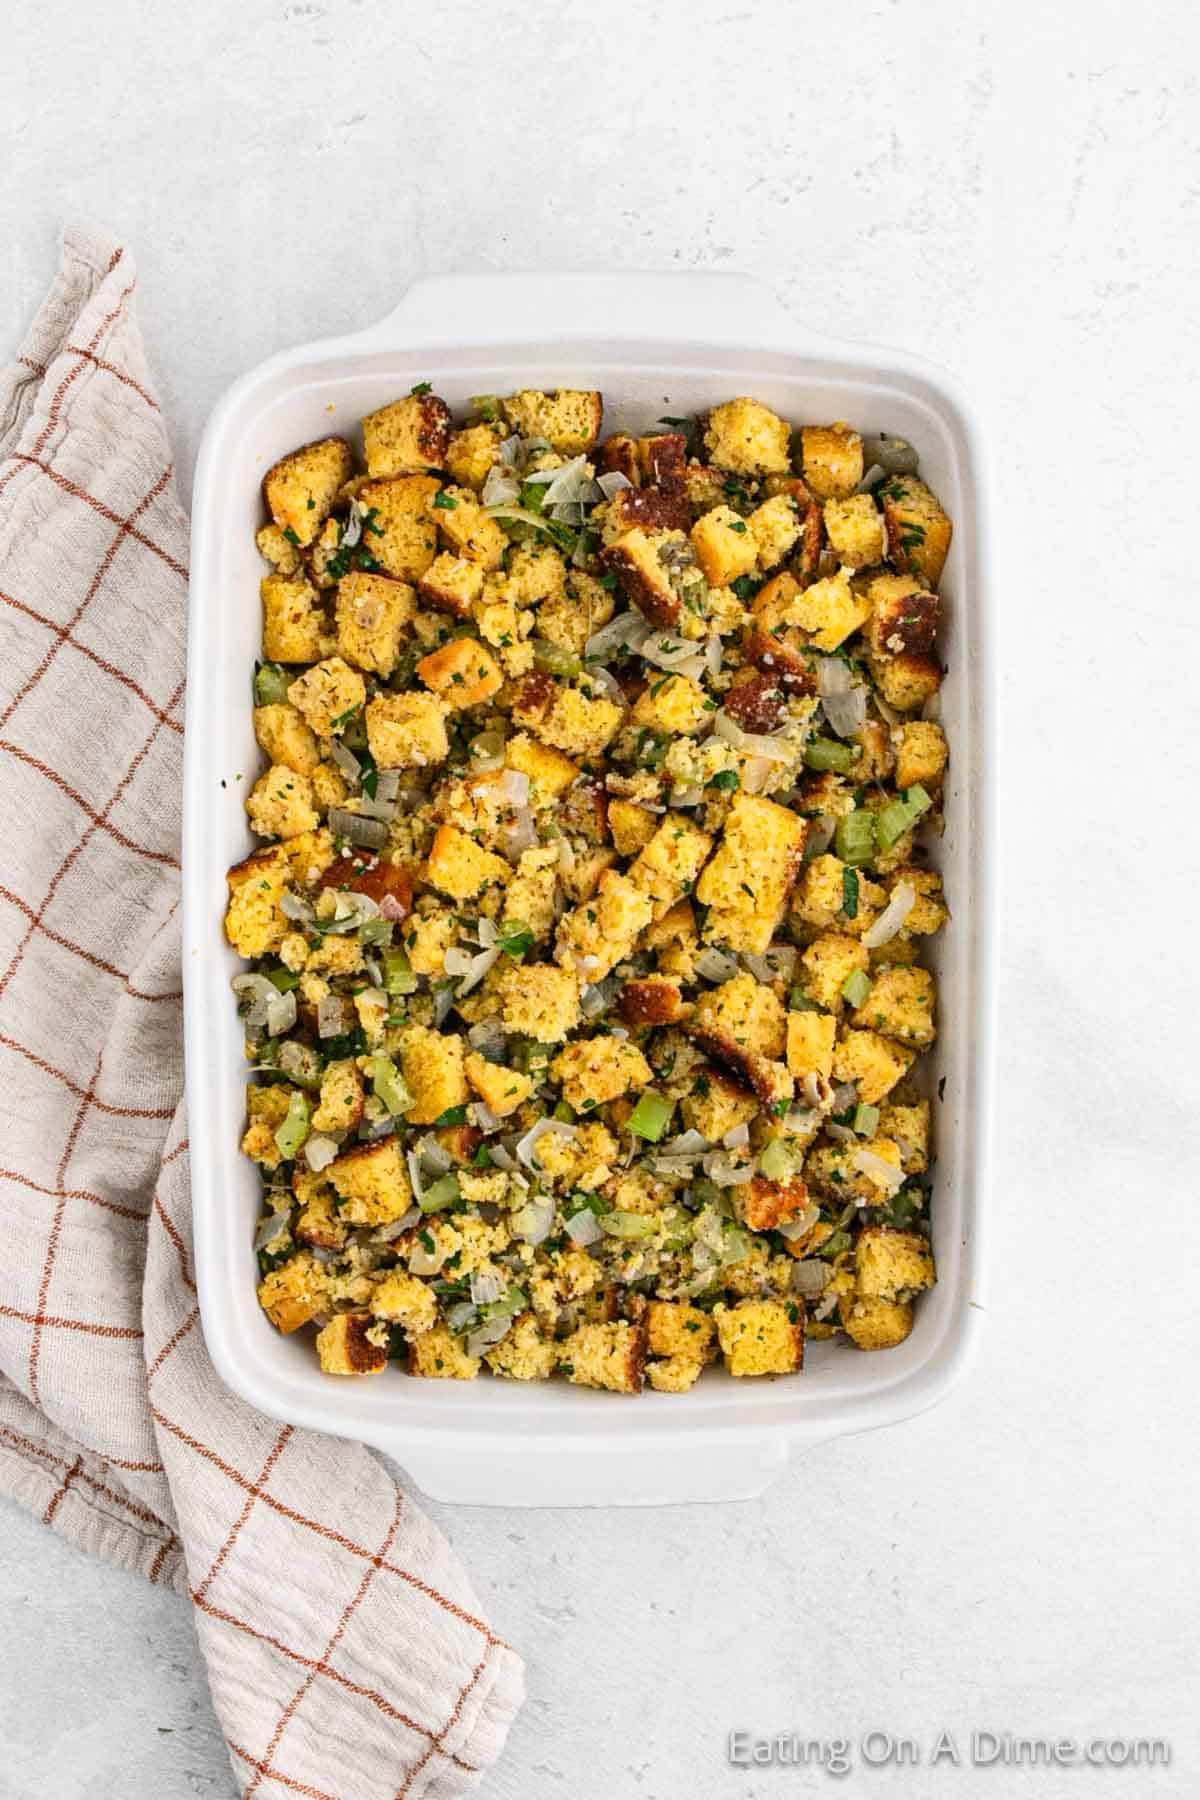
[3,1,1199,1797]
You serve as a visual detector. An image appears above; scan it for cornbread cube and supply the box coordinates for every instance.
[281,827,336,884]
[551,1037,652,1113]
[693,971,786,1060]
[831,1028,914,1104]
[286,657,366,738]
[258,1253,329,1335]
[415,636,502,710]
[646,1356,705,1393]
[852,964,936,1048]
[534,1121,618,1190]
[800,423,863,500]
[504,543,568,606]
[502,388,603,454]
[397,1024,468,1125]
[424,824,509,900]
[715,1298,804,1377]
[747,492,804,572]
[253,703,321,776]
[408,1323,481,1380]
[335,571,414,676]
[416,551,485,618]
[445,423,505,490]
[293,1172,346,1251]
[240,1085,293,1170]
[694,792,807,955]
[555,869,654,981]
[646,1300,715,1361]
[881,474,952,586]
[629,813,713,922]
[362,391,451,477]
[505,731,579,802]
[370,1270,438,1336]
[356,475,440,580]
[364,691,449,770]
[600,526,686,631]
[703,398,792,477]
[786,1010,837,1081]
[498,961,581,1042]
[792,568,871,651]
[434,485,506,569]
[608,799,658,856]
[680,1069,759,1142]
[799,933,869,1014]
[246,765,319,840]
[328,1138,413,1226]
[308,759,348,810]
[315,1313,387,1376]
[841,1292,914,1350]
[465,1052,533,1119]
[538,571,615,655]
[869,650,943,713]
[891,868,947,937]
[256,522,302,575]
[503,845,559,942]
[486,1313,557,1382]
[856,1226,935,1302]
[224,846,289,957]
[261,574,331,664]
[823,494,885,568]
[879,1101,931,1173]
[690,504,759,586]
[263,436,353,547]
[894,721,948,791]
[631,673,710,737]
[513,676,625,760]
[866,573,939,660]
[559,1320,646,1393]
[792,854,884,936]
[617,974,688,1027]
[305,934,364,977]
[404,909,457,975]
[737,1173,810,1233]
[311,1059,364,1135]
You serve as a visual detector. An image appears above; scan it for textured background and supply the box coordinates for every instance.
[2,1,1199,1796]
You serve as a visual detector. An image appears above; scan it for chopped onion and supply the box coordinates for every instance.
[852,1149,905,1194]
[695,947,739,984]
[565,1209,604,1247]
[327,808,388,850]
[712,711,793,761]
[585,611,651,660]
[596,470,633,498]
[487,1142,517,1172]
[444,945,480,978]
[584,665,627,706]
[802,1071,833,1111]
[821,686,869,738]
[500,805,537,860]
[472,1100,501,1132]
[873,693,903,727]
[481,463,521,507]
[374,1207,420,1241]
[659,1130,710,1157]
[826,1121,856,1143]
[476,917,498,949]
[495,768,531,808]
[816,657,854,699]
[468,1018,507,1059]
[580,976,619,1020]
[469,729,507,771]
[740,756,775,795]
[921,689,942,722]
[831,1083,859,1112]
[861,880,917,950]
[379,893,408,922]
[701,1149,754,1187]
[722,1122,750,1150]
[814,1289,840,1322]
[640,628,700,670]
[406,1149,424,1201]
[783,1105,821,1134]
[516,1116,578,1169]
[417,1136,453,1177]
[323,889,382,934]
[790,1259,829,1297]
[409,1236,446,1276]
[432,984,455,1027]
[328,738,362,784]
[232,974,296,1038]
[805,816,837,858]
[778,1202,822,1241]
[466,1317,515,1359]
[470,1271,504,1306]
[497,434,521,467]
[303,1134,340,1173]
[742,945,797,985]
[670,782,704,808]
[509,1196,555,1244]
[355,793,399,823]
[538,455,602,509]
[280,892,315,926]
[254,1211,291,1252]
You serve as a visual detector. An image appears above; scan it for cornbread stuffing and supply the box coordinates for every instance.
[237,388,950,1388]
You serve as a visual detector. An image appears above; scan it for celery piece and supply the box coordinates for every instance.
[272,1091,310,1161]
[628,1090,674,1142]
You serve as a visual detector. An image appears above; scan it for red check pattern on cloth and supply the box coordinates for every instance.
[0,226,524,1799]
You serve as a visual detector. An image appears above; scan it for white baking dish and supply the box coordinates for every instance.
[183,271,994,1508]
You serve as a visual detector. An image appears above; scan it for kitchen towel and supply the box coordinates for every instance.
[0,223,523,1800]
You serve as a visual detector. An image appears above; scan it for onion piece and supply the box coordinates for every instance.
[495,768,531,808]
[701,1149,754,1187]
[472,1100,502,1132]
[596,470,633,498]
[861,880,917,950]
[539,455,601,509]
[469,729,507,771]
[232,974,296,1038]
[327,808,388,850]
[802,1071,833,1111]
[658,1130,710,1157]
[790,1258,829,1296]
[486,1143,517,1172]
[777,1202,822,1241]
[852,1149,905,1194]
[583,665,626,706]
[722,1122,750,1150]
[516,1116,579,1169]
[280,892,314,926]
[580,977,618,1019]
[805,816,837,858]
[481,463,521,507]
[509,1196,555,1244]
[565,1209,604,1247]
[374,1207,420,1242]
[254,1211,291,1252]
[432,984,455,1027]
[821,686,869,738]
[416,1136,453,1177]
[695,947,739,984]
[669,782,704,809]
[328,738,362,784]
[466,1317,516,1359]
[712,711,793,761]
[742,946,797,985]
[470,1271,504,1306]
[499,805,537,860]
[585,611,651,660]
[303,1134,340,1173]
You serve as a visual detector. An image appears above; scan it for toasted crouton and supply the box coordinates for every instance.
[355,475,440,580]
[559,1320,646,1393]
[416,637,503,709]
[880,474,952,586]
[800,423,863,500]
[503,388,603,454]
[694,792,807,955]
[690,504,759,587]
[600,526,691,631]
[258,1253,328,1334]
[715,1297,804,1376]
[334,571,414,676]
[316,1312,388,1376]
[362,391,451,477]
[364,691,449,771]
[424,824,510,900]
[434,486,507,569]
[261,574,331,665]
[263,436,353,548]
[703,398,792,477]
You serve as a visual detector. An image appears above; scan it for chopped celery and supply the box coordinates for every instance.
[254,662,291,705]
[359,918,394,947]
[758,1137,800,1182]
[788,987,820,1012]
[841,968,871,1008]
[805,736,859,773]
[876,784,933,851]
[381,947,417,995]
[369,1055,412,1118]
[628,1090,674,1142]
[853,1102,881,1137]
[272,1091,310,1161]
[479,1285,527,1322]
[419,1174,461,1213]
[532,641,581,678]
[267,966,299,992]
[600,1210,659,1240]
[553,1100,577,1124]
[835,810,877,868]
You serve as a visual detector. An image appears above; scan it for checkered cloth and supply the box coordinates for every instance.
[0,225,524,1798]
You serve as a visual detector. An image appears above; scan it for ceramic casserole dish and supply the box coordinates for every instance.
[183,271,994,1507]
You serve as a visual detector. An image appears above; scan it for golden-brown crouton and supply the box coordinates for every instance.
[600,526,687,631]
[798,933,869,1014]
[505,732,580,802]
[690,504,759,587]
[841,1293,914,1350]
[680,1068,759,1141]
[445,423,505,490]
[416,551,486,618]
[310,1059,364,1135]
[396,1024,468,1126]
[737,1174,810,1233]
[355,475,440,580]
[498,961,582,1042]
[856,1226,936,1302]
[415,636,503,709]
[560,1320,646,1393]
[851,964,936,1048]
[423,824,509,901]
[286,657,366,738]
[703,398,792,477]
[628,813,713,922]
[831,1029,914,1104]
[618,974,688,1028]
[631,673,711,738]
[503,388,603,454]
[894,720,948,790]
[800,424,863,500]
[258,1253,329,1335]
[408,1323,481,1379]
[253,702,321,776]
[607,798,658,856]
[485,1313,558,1382]
[246,765,319,841]
[328,1138,413,1226]
[362,391,451,477]
[240,1085,293,1170]
[551,1037,652,1113]
[224,846,289,957]
[316,1312,388,1375]
[881,474,952,586]
[715,1298,804,1376]
[364,691,449,770]
[555,868,654,982]
[747,492,805,572]
[261,574,331,665]
[464,1052,532,1119]
[823,493,885,568]
[434,486,507,569]
[256,522,302,575]
[694,792,807,955]
[370,1270,438,1336]
[333,571,414,677]
[263,437,353,547]
[785,1010,837,1080]
[791,568,871,651]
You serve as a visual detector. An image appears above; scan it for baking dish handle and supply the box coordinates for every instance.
[374,1429,805,1509]
[358,270,804,354]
